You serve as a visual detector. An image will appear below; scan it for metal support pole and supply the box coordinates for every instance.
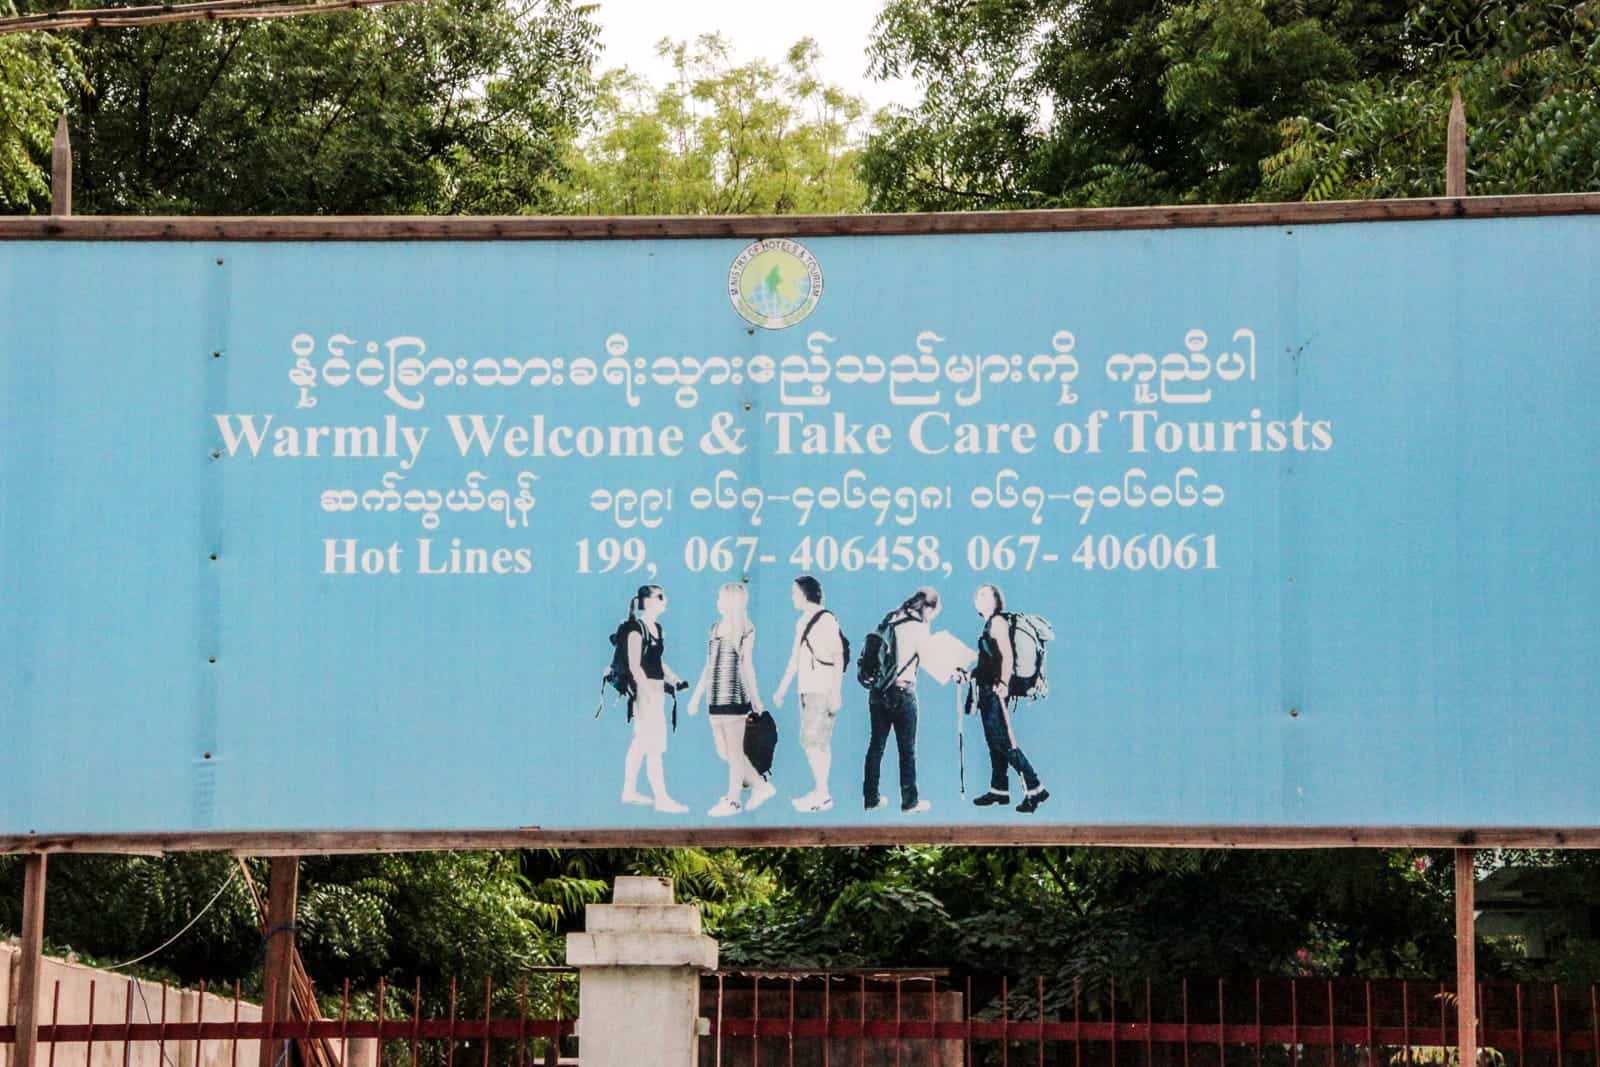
[1456,848,1478,1067]
[258,857,299,1067]
[15,855,48,1067]
[51,116,71,216]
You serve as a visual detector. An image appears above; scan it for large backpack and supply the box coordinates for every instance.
[1002,612,1054,700]
[599,619,678,728]
[800,610,851,674]
[601,620,636,705]
[856,613,915,691]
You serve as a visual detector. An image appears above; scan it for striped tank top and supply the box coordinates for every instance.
[707,624,752,707]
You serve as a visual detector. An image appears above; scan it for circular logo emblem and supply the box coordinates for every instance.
[728,239,823,329]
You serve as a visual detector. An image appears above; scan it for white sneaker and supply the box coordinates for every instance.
[805,795,834,813]
[708,797,742,817]
[653,797,688,814]
[902,799,931,814]
[621,791,653,806]
[790,791,818,811]
[747,779,777,811]
[865,794,888,811]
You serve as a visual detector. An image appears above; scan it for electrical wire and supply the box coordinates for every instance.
[129,978,182,1067]
[100,865,295,1067]
[104,866,239,972]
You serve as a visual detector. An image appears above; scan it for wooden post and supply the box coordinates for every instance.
[1446,92,1467,198]
[14,855,48,1067]
[50,116,71,216]
[1456,848,1478,1067]
[258,857,300,1067]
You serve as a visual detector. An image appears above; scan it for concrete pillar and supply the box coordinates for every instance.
[565,876,718,1067]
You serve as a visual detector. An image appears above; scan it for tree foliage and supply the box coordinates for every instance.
[0,846,769,1015]
[711,847,1474,986]
[3,0,599,215]
[1261,2,1600,199]
[0,15,76,210]
[863,0,1600,208]
[556,34,867,215]
[5,0,1600,1003]
[7,845,1600,1005]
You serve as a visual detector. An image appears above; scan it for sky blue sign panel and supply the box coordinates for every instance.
[3,214,1598,838]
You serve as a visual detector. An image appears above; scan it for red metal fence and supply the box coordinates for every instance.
[701,973,1600,1067]
[5,971,1600,1067]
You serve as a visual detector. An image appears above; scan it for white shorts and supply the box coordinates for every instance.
[631,684,668,756]
[799,692,837,752]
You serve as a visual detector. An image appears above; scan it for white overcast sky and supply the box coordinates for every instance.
[585,0,923,112]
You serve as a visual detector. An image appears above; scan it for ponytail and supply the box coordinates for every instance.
[718,582,751,636]
[895,586,940,621]
[629,584,663,620]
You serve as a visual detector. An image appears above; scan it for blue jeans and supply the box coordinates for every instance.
[979,686,1040,794]
[864,684,918,809]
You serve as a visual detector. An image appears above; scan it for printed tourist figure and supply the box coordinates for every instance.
[618,585,689,813]
[862,587,941,814]
[686,582,776,817]
[773,575,846,812]
[964,583,1049,813]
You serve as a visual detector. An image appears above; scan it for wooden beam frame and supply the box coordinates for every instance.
[257,858,299,1067]
[0,192,1598,243]
[1446,94,1468,199]
[14,855,47,1067]
[2,825,1599,855]
[49,117,70,217]
[6,121,1595,859]
[1447,131,1476,1067]
[1456,848,1478,1067]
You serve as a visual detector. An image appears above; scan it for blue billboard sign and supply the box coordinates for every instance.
[3,209,1598,841]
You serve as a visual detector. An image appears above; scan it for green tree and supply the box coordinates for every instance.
[7,6,1600,1003]
[1261,2,1600,199]
[7,0,600,215]
[556,34,867,215]
[0,846,770,1016]
[0,853,568,991]
[0,19,75,210]
[862,0,1600,209]
[712,847,1466,985]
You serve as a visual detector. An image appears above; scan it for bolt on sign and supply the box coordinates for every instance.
[2,201,1599,850]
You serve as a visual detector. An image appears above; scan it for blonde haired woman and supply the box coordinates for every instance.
[687,582,776,817]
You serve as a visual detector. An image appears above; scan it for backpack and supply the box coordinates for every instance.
[800,610,851,673]
[597,620,678,730]
[742,709,779,778]
[1002,612,1054,700]
[601,620,636,704]
[856,613,915,691]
